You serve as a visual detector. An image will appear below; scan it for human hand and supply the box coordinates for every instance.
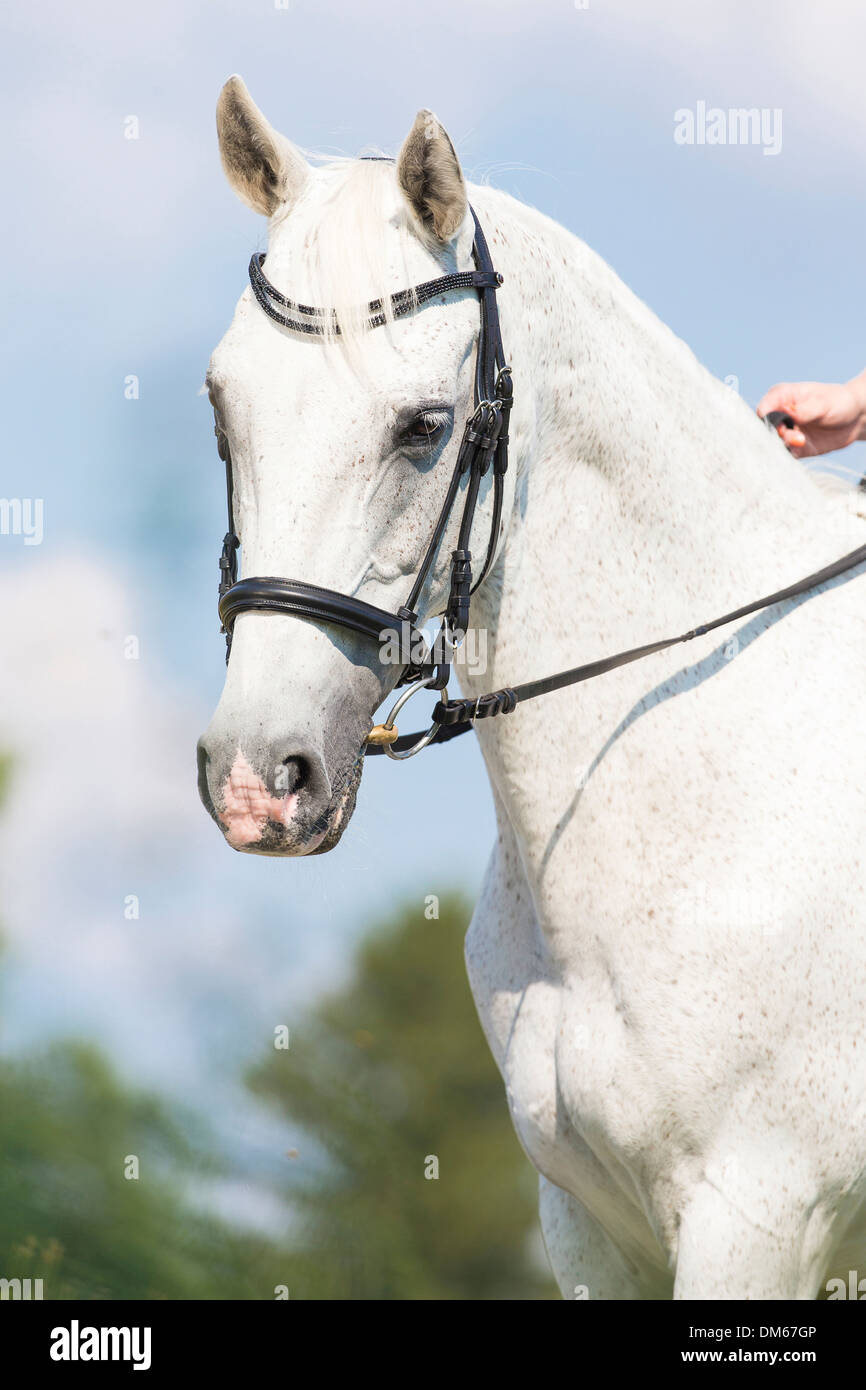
[757,373,866,457]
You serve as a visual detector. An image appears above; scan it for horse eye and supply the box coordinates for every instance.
[404,410,448,445]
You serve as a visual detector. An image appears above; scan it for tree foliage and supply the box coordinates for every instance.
[249,895,554,1299]
[0,1040,290,1300]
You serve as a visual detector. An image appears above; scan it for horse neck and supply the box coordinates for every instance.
[469,189,848,694]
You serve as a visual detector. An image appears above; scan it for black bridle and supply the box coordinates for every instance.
[216,201,513,757]
[213,195,866,759]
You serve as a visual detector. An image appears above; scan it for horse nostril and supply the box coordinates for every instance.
[277,756,310,798]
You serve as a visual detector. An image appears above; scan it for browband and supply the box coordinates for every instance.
[248,254,503,336]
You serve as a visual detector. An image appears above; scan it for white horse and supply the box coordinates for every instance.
[199,77,866,1299]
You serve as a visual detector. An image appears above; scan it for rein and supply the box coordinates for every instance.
[407,534,866,752]
[384,407,866,752]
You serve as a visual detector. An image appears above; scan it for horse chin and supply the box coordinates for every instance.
[306,774,361,855]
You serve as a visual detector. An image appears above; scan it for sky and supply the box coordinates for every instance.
[2,0,865,1223]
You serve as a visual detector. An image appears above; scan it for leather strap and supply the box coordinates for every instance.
[368,538,866,751]
[219,578,427,649]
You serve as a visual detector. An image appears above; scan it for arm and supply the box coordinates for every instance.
[757,369,866,457]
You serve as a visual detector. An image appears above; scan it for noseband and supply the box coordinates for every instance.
[213,184,866,760]
[214,201,513,757]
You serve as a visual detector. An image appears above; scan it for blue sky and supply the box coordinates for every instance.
[2,0,865,1221]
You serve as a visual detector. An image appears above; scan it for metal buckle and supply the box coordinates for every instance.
[366,675,449,761]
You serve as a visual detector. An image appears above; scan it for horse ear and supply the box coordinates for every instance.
[216,75,308,216]
[396,110,467,243]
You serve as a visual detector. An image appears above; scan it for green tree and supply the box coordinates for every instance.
[0,1037,296,1300]
[249,895,555,1299]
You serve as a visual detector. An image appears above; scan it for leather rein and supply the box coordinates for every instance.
[214,196,866,760]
